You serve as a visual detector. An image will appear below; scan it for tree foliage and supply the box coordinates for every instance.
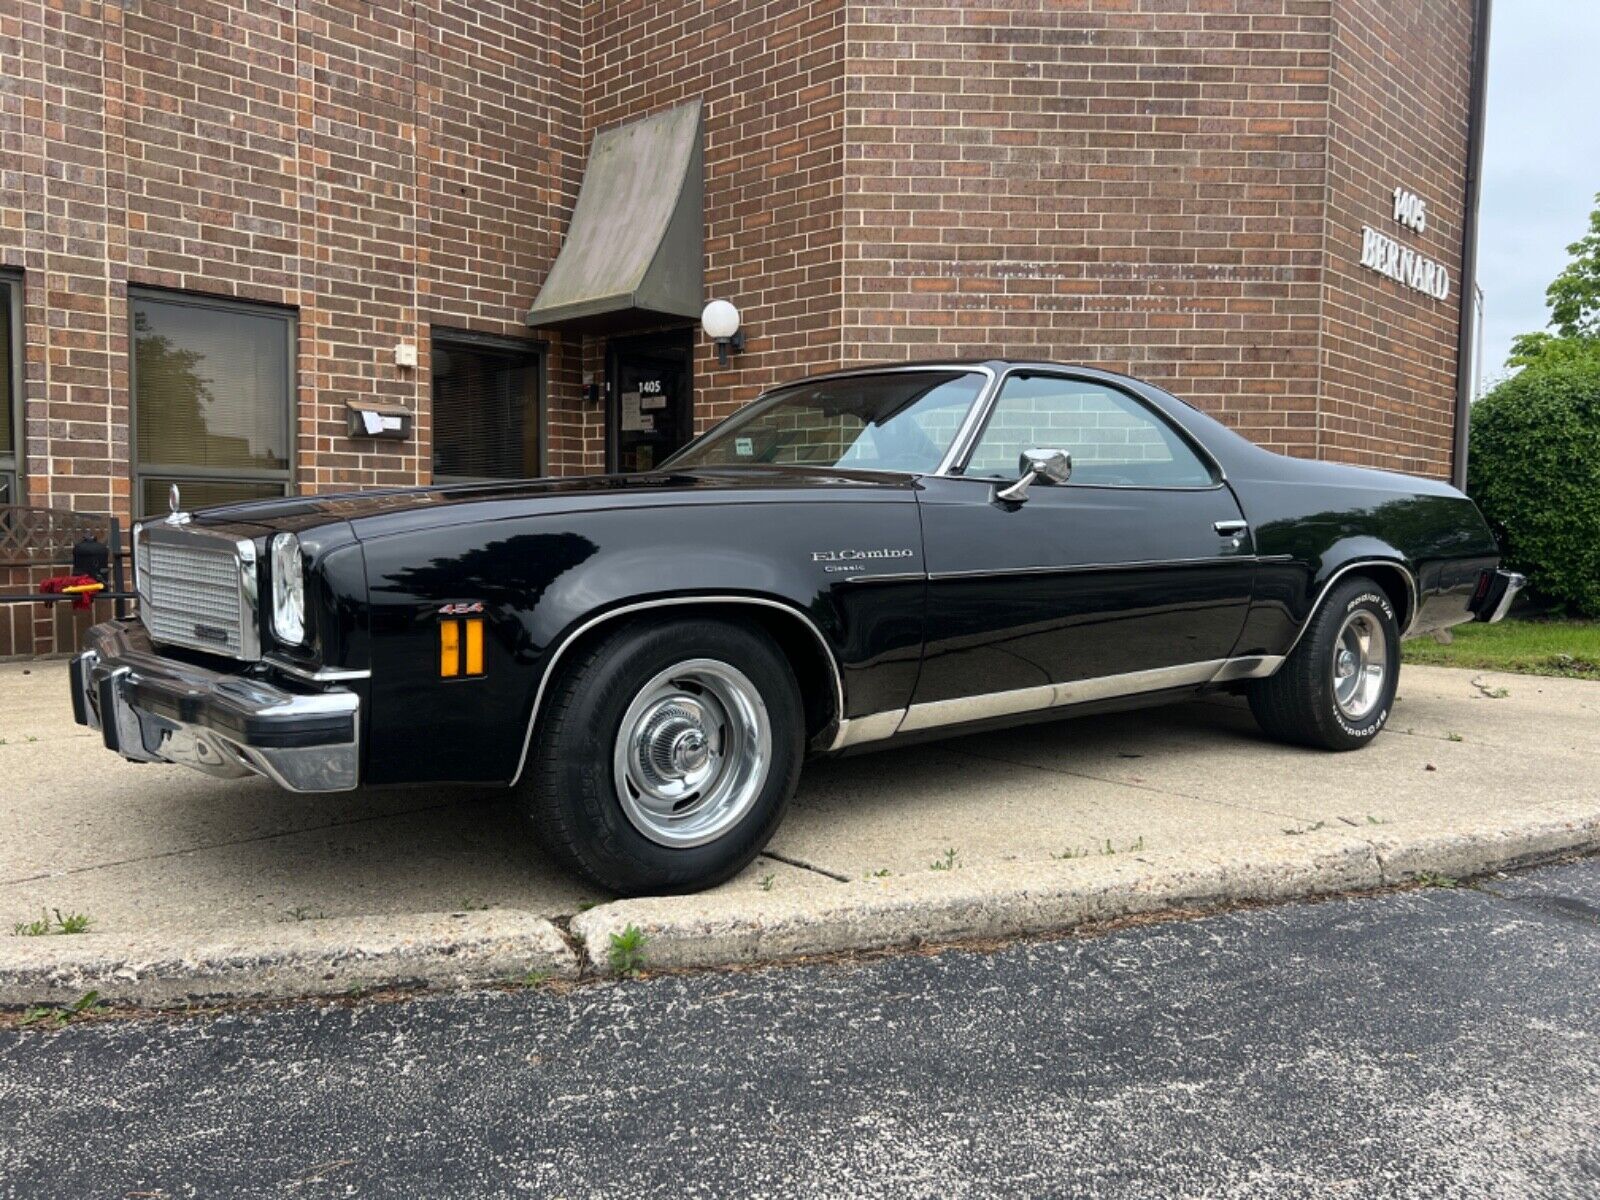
[1467,357,1600,616]
[1508,193,1600,367]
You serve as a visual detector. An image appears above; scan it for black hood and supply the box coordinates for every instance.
[181,465,918,541]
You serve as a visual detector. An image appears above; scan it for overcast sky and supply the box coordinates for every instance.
[1475,0,1600,386]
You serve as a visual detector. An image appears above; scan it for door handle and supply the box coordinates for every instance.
[1213,520,1248,536]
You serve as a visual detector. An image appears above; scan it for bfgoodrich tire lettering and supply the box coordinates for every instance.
[520,616,804,896]
[1247,576,1401,751]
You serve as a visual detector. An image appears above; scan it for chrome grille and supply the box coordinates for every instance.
[137,532,255,659]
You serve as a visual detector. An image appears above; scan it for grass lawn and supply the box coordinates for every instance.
[1403,618,1600,678]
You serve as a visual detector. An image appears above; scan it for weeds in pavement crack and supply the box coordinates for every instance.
[19,990,104,1028]
[1413,872,1461,889]
[608,924,648,976]
[12,908,92,937]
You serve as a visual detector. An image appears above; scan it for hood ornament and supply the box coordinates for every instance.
[166,482,191,526]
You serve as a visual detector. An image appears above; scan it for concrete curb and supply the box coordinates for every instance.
[570,803,1600,975]
[3,804,1594,1007]
[0,911,579,1008]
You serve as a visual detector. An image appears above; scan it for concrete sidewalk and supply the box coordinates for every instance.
[2,658,1596,1003]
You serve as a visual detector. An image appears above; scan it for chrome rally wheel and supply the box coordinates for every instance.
[1331,609,1389,723]
[521,617,803,896]
[613,658,772,848]
[1247,574,1401,751]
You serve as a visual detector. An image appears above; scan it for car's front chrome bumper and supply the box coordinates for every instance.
[70,619,360,793]
[1474,570,1527,624]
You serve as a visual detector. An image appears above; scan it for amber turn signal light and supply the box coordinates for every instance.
[440,617,485,678]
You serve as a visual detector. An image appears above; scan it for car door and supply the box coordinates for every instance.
[908,370,1256,727]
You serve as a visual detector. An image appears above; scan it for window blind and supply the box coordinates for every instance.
[431,339,540,480]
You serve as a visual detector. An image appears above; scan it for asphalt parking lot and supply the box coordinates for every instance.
[1,855,1595,1199]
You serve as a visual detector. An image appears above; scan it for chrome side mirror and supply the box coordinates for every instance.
[995,448,1072,503]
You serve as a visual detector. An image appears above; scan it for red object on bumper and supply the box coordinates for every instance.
[39,574,103,610]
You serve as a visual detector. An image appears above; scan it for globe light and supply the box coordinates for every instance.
[701,300,745,366]
[701,299,741,340]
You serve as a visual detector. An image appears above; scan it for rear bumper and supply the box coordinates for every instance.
[70,619,360,793]
[1473,570,1526,624]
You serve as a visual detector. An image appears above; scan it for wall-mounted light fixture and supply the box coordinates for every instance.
[702,300,745,367]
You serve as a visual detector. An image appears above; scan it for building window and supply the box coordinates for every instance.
[0,273,21,505]
[131,290,293,518]
[430,332,543,482]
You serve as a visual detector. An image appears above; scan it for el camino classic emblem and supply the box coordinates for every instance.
[812,547,916,573]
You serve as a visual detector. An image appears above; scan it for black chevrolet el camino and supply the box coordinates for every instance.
[72,362,1523,894]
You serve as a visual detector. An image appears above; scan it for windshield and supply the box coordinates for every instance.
[665,370,986,475]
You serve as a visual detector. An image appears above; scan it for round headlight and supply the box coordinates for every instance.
[270,532,305,646]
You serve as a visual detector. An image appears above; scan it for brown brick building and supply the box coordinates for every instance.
[0,0,1488,655]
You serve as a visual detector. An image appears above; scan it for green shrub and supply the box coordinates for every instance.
[1467,358,1600,616]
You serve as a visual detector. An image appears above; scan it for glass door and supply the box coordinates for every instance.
[606,331,693,473]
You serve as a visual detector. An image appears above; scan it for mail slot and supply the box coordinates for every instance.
[346,401,413,441]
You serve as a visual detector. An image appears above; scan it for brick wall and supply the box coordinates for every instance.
[0,0,583,653]
[841,0,1334,457]
[0,0,1477,656]
[572,0,848,455]
[2,0,583,506]
[1319,0,1473,475]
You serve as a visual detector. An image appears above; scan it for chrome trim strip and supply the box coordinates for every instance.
[264,656,372,683]
[831,654,1289,749]
[508,595,849,787]
[831,710,906,748]
[838,571,927,585]
[928,555,1256,582]
[1282,559,1421,656]
[1210,654,1285,682]
[898,658,1231,733]
[932,365,1003,476]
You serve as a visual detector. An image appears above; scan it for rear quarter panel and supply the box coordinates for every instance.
[1229,475,1499,656]
[1122,380,1501,654]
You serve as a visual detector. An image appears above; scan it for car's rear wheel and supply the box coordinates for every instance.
[1247,575,1401,751]
[521,616,804,896]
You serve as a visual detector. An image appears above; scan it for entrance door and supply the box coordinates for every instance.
[607,331,694,473]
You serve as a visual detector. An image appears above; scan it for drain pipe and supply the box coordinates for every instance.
[1452,0,1494,490]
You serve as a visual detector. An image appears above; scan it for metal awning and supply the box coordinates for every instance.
[525,101,704,333]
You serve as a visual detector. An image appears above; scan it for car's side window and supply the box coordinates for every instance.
[962,374,1214,487]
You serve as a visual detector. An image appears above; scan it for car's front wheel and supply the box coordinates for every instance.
[1247,574,1401,750]
[521,616,804,896]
